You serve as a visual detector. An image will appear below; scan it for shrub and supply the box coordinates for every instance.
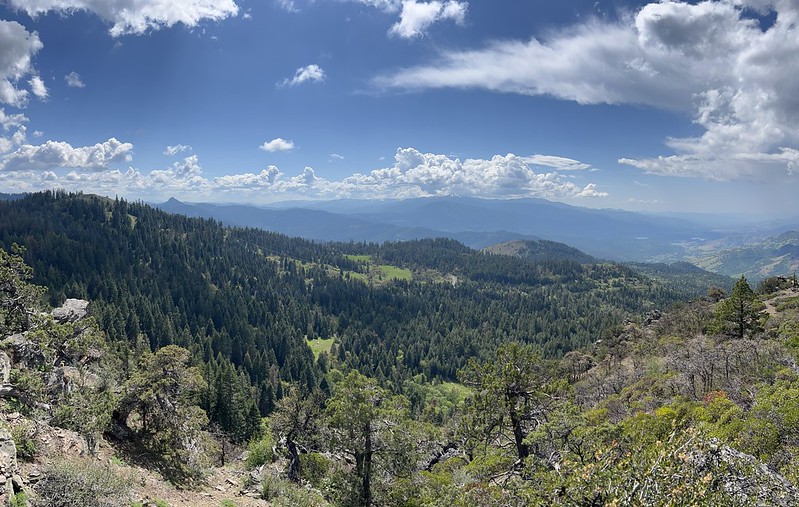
[273,485,329,507]
[32,458,131,507]
[299,452,330,487]
[11,420,37,461]
[9,491,28,507]
[245,434,275,470]
[260,472,285,501]
[259,472,329,507]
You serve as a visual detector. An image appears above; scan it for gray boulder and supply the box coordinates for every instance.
[51,299,89,323]
[688,440,799,506]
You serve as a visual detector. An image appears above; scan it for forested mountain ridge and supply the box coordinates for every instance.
[482,239,598,264]
[0,192,729,388]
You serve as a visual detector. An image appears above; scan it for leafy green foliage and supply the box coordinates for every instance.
[8,192,798,504]
[11,419,37,461]
[459,342,564,463]
[9,491,28,507]
[270,385,324,481]
[245,433,275,470]
[52,372,117,453]
[327,371,425,506]
[0,192,714,401]
[299,452,331,488]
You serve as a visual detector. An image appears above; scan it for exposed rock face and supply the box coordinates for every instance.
[0,352,10,385]
[51,298,89,323]
[689,440,799,506]
[1,334,44,367]
[48,366,102,396]
[0,428,20,505]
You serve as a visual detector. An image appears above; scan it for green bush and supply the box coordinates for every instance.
[11,420,38,461]
[299,452,330,487]
[259,472,329,507]
[9,491,28,507]
[260,472,285,501]
[273,485,329,507]
[245,434,275,469]
[32,458,131,507]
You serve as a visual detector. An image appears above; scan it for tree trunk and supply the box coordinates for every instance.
[356,424,373,507]
[287,433,301,482]
[509,409,529,461]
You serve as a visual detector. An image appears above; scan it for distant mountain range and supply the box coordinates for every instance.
[156,196,750,261]
[4,192,790,269]
[689,231,799,280]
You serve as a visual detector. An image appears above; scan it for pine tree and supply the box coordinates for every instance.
[713,276,766,338]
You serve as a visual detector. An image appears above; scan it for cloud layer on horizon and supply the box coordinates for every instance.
[0,141,606,202]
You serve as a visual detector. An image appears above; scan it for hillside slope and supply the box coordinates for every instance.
[690,231,799,280]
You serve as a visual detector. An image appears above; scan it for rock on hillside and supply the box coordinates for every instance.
[689,440,799,506]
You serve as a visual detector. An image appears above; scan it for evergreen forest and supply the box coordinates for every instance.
[3,191,798,506]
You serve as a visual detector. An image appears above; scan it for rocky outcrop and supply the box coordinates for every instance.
[0,428,22,505]
[0,352,9,386]
[688,440,799,506]
[48,366,102,397]
[1,334,44,368]
[51,298,89,323]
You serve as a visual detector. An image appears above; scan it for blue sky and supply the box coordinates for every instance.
[0,0,797,217]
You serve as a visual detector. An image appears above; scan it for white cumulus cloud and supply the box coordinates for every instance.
[28,76,47,99]
[278,64,326,87]
[6,0,239,36]
[390,0,467,38]
[0,21,44,107]
[0,109,27,131]
[260,138,295,152]
[164,144,192,156]
[277,0,298,12]
[375,0,799,180]
[215,147,605,200]
[0,138,133,172]
[0,143,605,203]
[65,72,85,88]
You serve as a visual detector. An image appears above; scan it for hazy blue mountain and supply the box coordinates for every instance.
[157,196,798,262]
[155,198,541,247]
